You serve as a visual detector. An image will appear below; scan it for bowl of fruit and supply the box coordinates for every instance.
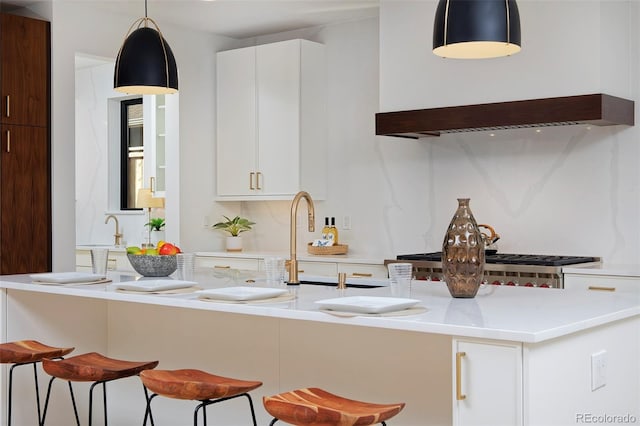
[126,242,181,277]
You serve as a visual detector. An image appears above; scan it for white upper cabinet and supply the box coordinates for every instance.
[216,39,327,201]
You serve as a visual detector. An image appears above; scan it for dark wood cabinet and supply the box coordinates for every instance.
[1,13,49,127]
[0,13,51,274]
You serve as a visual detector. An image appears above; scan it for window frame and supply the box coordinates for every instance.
[119,97,144,211]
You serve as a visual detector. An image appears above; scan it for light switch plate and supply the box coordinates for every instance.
[591,350,607,391]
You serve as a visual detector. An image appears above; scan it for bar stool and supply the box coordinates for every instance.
[263,388,405,426]
[40,352,159,426]
[139,368,262,426]
[0,340,74,426]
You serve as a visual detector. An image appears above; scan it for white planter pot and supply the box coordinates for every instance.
[151,230,166,246]
[226,236,243,252]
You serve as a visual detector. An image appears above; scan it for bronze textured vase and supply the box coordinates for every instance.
[442,198,485,298]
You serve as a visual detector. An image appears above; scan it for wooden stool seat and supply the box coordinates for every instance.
[140,369,262,426]
[0,340,74,364]
[263,388,405,426]
[42,352,159,382]
[140,369,262,401]
[0,340,74,426]
[41,352,158,425]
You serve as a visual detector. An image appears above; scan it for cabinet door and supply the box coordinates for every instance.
[256,40,300,196]
[452,339,523,426]
[338,263,388,279]
[563,273,639,294]
[1,125,50,273]
[216,47,257,197]
[1,14,49,127]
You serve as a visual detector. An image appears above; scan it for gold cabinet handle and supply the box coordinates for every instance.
[214,265,231,269]
[256,172,262,190]
[456,351,466,401]
[351,272,373,277]
[5,95,9,118]
[588,286,616,292]
[5,129,10,153]
[249,172,255,190]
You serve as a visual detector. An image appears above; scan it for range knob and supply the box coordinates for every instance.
[491,280,502,286]
[506,281,517,286]
[524,282,535,287]
[539,283,550,288]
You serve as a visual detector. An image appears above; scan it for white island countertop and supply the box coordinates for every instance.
[1,271,638,344]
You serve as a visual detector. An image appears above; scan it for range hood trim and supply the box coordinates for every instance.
[375,93,635,139]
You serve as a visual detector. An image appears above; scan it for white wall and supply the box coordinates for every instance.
[27,0,640,267]
[376,0,640,263]
[43,2,236,269]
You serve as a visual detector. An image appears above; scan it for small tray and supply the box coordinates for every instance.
[31,272,106,284]
[315,296,420,314]
[307,243,348,255]
[196,287,288,301]
[113,280,197,292]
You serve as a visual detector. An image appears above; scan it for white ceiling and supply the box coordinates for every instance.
[7,0,380,39]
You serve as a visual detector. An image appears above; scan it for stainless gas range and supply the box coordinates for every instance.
[386,252,601,289]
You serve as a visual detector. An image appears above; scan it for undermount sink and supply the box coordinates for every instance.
[296,274,388,288]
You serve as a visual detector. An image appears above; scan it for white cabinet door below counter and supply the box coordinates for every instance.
[453,339,523,426]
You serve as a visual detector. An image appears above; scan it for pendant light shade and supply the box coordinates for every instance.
[114,14,178,94]
[433,0,521,59]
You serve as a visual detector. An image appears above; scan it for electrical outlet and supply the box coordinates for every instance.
[591,350,607,391]
[342,215,352,230]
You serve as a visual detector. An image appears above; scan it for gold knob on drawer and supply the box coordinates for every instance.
[214,265,231,269]
[351,272,373,277]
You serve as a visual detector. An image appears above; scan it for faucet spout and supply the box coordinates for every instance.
[105,215,123,247]
[288,191,315,284]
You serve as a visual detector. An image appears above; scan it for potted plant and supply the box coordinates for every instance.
[145,218,166,246]
[212,215,255,252]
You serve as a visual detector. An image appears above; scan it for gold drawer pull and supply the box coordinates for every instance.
[214,265,231,269]
[249,172,255,190]
[256,172,262,190]
[588,286,616,292]
[351,272,373,277]
[5,129,10,153]
[456,351,466,401]
[5,95,9,117]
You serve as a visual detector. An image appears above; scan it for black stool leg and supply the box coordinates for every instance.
[32,362,43,423]
[268,419,278,426]
[8,363,16,426]
[194,401,205,426]
[88,381,99,426]
[41,377,79,426]
[8,361,41,426]
[242,393,258,426]
[142,386,156,426]
[102,382,108,426]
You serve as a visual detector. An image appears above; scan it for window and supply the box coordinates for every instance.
[120,98,144,210]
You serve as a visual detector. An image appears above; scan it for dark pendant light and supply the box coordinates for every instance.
[114,0,178,94]
[433,0,521,59]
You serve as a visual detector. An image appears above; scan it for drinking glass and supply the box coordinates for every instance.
[176,253,196,281]
[90,248,109,277]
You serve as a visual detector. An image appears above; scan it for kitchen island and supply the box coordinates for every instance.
[1,270,638,425]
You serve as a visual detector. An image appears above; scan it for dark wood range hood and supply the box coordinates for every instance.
[375,93,635,139]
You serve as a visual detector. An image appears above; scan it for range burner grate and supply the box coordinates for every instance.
[396,252,598,267]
